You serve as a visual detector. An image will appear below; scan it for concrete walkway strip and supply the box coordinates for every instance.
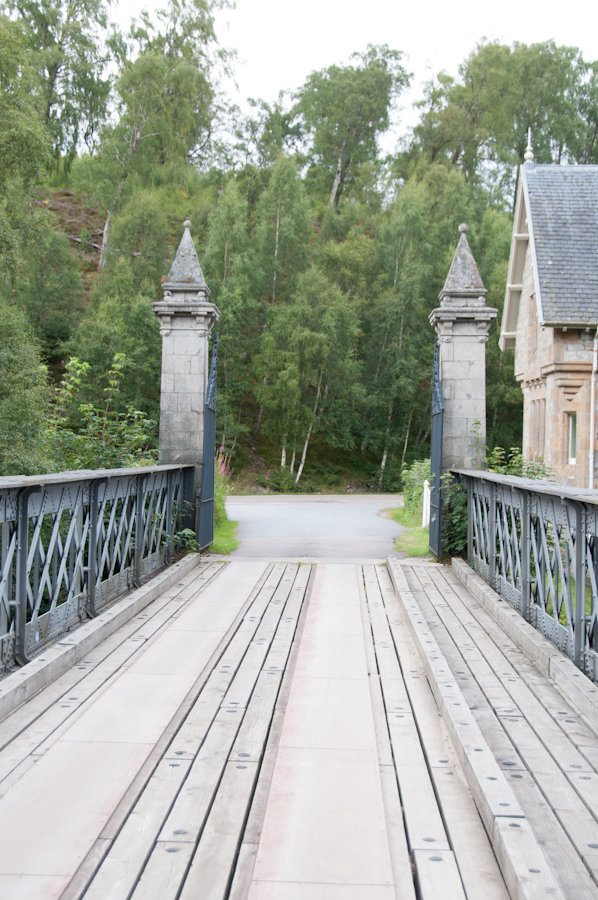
[0,561,268,900]
[248,564,396,899]
[0,552,205,722]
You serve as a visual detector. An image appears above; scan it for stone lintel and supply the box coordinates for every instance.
[152,300,220,337]
[540,361,593,376]
[430,306,497,343]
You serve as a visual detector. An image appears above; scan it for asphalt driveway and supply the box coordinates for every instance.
[225,493,405,561]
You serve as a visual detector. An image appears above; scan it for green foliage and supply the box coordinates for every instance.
[211,517,239,555]
[47,354,157,470]
[3,19,589,494]
[214,451,230,528]
[171,528,197,551]
[486,446,552,479]
[296,45,411,208]
[401,458,430,519]
[0,300,52,475]
[441,474,468,558]
[67,260,161,417]
[108,193,168,289]
[12,228,82,361]
[3,0,111,165]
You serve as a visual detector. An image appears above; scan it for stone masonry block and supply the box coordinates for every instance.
[451,341,486,363]
[160,393,177,413]
[173,373,202,394]
[173,354,193,375]
[160,373,174,393]
[442,361,471,379]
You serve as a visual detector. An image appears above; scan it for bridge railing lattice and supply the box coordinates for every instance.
[455,468,598,680]
[0,464,193,671]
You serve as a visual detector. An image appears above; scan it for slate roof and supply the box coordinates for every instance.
[523,164,598,324]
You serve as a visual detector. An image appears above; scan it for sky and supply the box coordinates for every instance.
[115,0,598,149]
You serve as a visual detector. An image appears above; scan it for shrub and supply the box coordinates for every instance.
[214,449,230,527]
[401,458,431,519]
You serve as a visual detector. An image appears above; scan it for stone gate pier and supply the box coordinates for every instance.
[429,224,497,470]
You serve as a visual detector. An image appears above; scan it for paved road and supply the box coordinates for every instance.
[225,493,405,560]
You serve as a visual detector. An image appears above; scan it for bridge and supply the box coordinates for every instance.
[2,473,598,899]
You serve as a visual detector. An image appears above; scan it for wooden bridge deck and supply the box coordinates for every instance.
[0,557,598,899]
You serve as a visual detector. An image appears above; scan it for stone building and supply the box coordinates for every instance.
[500,146,598,488]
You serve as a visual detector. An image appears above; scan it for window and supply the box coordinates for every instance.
[568,413,577,464]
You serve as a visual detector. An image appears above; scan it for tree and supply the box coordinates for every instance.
[259,267,362,482]
[67,258,162,418]
[296,45,410,208]
[251,154,311,304]
[0,15,51,287]
[203,180,255,456]
[79,0,227,253]
[0,301,51,475]
[2,0,111,166]
[13,228,82,363]
[407,41,598,198]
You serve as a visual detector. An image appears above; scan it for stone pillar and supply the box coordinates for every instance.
[152,221,220,480]
[429,224,497,470]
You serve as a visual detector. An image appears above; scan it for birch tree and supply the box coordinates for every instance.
[295,45,410,209]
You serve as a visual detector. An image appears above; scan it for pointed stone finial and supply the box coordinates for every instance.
[162,220,210,300]
[438,224,487,307]
[524,128,534,163]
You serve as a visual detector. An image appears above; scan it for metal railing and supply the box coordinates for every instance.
[0,465,194,671]
[454,469,598,680]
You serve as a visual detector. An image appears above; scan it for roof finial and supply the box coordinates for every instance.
[524,128,534,163]
[459,223,468,234]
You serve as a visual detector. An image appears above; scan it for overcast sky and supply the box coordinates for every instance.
[115,0,598,149]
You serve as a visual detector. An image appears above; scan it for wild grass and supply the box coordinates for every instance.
[387,507,430,557]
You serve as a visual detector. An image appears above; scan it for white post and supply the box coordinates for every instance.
[422,479,431,528]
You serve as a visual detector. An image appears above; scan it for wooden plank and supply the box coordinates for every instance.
[389,566,525,834]
[431,767,510,900]
[249,564,394,893]
[378,766,417,900]
[164,565,286,760]
[506,769,598,900]
[358,570,416,900]
[247,884,395,899]
[400,572,528,773]
[129,842,194,900]
[239,565,314,851]
[215,564,299,710]
[427,568,595,775]
[376,567,460,771]
[229,671,282,762]
[160,567,310,850]
[67,563,275,898]
[401,561,596,900]
[493,816,566,900]
[362,566,450,854]
[159,710,243,843]
[178,761,260,900]
[412,849,467,900]
[228,842,259,900]
[85,759,192,900]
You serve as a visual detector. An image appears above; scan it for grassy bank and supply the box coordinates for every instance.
[388,507,430,557]
[211,518,240,554]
